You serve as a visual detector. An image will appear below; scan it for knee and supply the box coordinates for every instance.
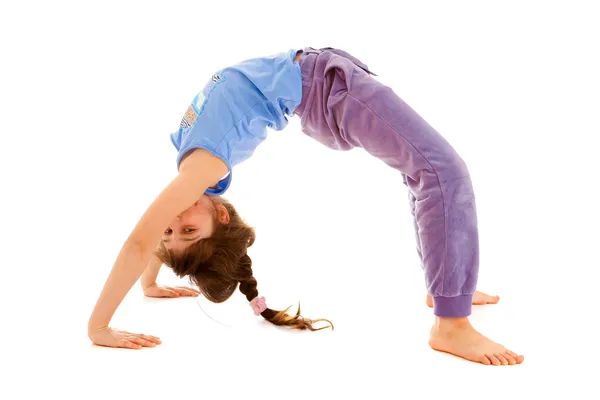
[444,156,476,204]
[439,153,471,184]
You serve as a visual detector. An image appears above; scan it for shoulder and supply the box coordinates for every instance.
[179,148,228,184]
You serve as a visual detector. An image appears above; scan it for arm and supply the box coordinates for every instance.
[140,244,201,298]
[88,149,228,345]
[140,242,162,291]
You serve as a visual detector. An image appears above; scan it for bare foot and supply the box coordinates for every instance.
[429,317,524,366]
[426,291,499,308]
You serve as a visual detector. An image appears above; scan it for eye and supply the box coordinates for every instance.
[164,228,172,234]
[183,228,196,234]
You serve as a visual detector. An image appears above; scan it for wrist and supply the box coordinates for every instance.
[88,321,109,337]
[142,281,157,292]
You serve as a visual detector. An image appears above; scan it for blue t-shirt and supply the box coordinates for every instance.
[170,48,303,195]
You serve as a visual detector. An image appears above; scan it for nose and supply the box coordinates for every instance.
[168,215,182,230]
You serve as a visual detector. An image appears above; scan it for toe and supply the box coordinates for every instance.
[479,355,491,365]
[487,354,501,366]
[426,295,434,308]
[495,353,509,365]
[506,350,525,364]
[504,352,517,365]
[490,295,500,304]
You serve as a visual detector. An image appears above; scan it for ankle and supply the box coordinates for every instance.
[434,316,472,331]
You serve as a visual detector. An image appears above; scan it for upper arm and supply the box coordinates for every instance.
[126,149,229,252]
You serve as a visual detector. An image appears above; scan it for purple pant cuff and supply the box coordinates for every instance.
[433,294,472,317]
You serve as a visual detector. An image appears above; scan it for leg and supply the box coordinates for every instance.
[354,93,522,364]
[405,175,500,309]
[343,93,522,364]
[333,89,480,316]
[298,50,523,365]
[426,291,499,308]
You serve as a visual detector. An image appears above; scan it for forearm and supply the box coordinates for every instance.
[88,241,152,333]
[141,247,163,290]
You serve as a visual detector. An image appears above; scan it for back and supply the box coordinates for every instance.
[170,49,303,195]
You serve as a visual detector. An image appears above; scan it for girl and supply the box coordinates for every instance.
[88,47,524,366]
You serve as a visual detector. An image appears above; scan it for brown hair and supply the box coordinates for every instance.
[154,197,333,331]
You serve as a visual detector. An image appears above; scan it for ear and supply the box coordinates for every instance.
[216,204,230,224]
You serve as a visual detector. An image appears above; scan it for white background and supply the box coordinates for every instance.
[1,0,599,399]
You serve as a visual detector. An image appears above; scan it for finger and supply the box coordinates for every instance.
[175,286,202,295]
[120,331,161,344]
[160,288,180,298]
[138,334,162,344]
[127,336,156,348]
[120,339,142,349]
[181,289,201,296]
[174,288,200,297]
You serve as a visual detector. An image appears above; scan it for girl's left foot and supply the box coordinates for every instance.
[426,291,499,308]
[429,317,524,365]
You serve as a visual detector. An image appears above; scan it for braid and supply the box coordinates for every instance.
[236,253,333,331]
[237,254,259,301]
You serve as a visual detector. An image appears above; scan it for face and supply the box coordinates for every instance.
[162,195,219,253]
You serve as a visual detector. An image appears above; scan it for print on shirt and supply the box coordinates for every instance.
[180,105,197,129]
[179,72,226,132]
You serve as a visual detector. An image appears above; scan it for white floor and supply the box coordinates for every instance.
[5,254,599,400]
[2,2,599,399]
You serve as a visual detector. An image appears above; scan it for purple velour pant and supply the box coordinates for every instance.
[295,47,479,318]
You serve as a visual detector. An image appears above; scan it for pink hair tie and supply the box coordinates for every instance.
[250,296,267,315]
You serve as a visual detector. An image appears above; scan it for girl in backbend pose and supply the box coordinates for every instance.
[88,47,524,366]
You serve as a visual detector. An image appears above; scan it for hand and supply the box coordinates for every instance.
[143,283,201,298]
[89,327,161,350]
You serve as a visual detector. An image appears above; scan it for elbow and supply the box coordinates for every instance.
[125,229,163,255]
[123,238,152,257]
